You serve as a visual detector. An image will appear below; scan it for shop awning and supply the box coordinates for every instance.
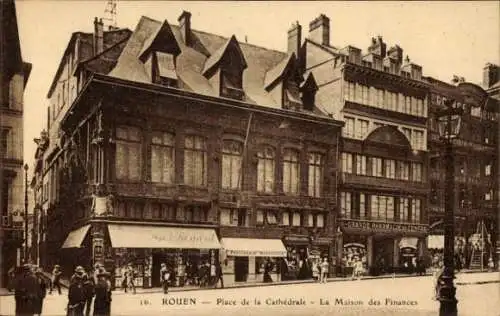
[427,235,444,249]
[221,238,287,257]
[107,224,221,249]
[62,225,91,248]
[399,237,419,249]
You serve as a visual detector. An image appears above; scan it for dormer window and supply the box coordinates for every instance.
[265,53,305,110]
[203,35,247,101]
[300,72,318,111]
[152,52,178,88]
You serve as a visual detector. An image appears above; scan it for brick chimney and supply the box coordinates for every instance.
[387,45,403,65]
[93,17,104,56]
[368,36,387,58]
[308,14,330,46]
[483,63,500,88]
[287,21,302,58]
[178,10,192,46]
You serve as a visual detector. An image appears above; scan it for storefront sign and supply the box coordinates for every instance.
[225,249,287,257]
[341,220,428,233]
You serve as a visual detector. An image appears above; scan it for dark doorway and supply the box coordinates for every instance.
[152,252,168,287]
[234,257,249,282]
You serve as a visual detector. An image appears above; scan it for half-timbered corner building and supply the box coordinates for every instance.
[51,12,343,288]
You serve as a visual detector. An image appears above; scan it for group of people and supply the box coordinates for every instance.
[159,261,224,294]
[13,264,47,316]
[66,263,112,316]
[311,258,330,283]
[120,264,137,294]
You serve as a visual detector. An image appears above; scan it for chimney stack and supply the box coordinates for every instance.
[93,17,104,56]
[308,14,330,46]
[387,45,403,65]
[483,63,500,88]
[287,21,302,58]
[368,36,387,58]
[178,10,192,46]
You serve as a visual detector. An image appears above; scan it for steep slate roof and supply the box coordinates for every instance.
[202,35,247,75]
[79,36,130,74]
[264,53,296,89]
[110,16,328,114]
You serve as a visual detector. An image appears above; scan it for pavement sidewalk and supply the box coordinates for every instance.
[2,269,496,296]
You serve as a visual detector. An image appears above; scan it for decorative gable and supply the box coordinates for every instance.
[202,35,247,100]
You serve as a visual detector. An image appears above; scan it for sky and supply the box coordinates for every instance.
[15,0,500,178]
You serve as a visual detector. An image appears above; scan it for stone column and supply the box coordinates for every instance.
[393,237,400,268]
[367,235,374,270]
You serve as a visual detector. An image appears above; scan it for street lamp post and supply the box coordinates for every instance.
[23,163,29,264]
[436,100,463,316]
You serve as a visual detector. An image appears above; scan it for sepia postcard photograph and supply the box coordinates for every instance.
[0,0,499,315]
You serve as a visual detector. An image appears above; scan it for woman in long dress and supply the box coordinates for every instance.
[93,269,112,316]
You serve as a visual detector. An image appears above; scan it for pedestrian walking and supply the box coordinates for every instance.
[263,259,274,283]
[93,264,102,285]
[82,273,95,316]
[50,265,62,295]
[33,266,48,316]
[67,266,86,316]
[93,269,112,316]
[121,266,128,292]
[198,262,208,287]
[214,261,224,289]
[14,264,38,316]
[320,258,329,283]
[160,263,170,294]
[352,258,363,280]
[126,264,136,294]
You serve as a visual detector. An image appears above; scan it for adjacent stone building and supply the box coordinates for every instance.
[0,0,32,288]
[303,14,430,275]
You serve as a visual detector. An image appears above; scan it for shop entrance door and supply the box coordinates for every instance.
[152,252,168,287]
[373,237,394,274]
[234,257,249,282]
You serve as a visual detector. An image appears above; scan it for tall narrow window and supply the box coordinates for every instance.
[342,152,353,174]
[370,195,379,220]
[308,153,323,197]
[184,135,207,186]
[411,199,421,223]
[385,159,396,179]
[412,163,422,182]
[115,126,142,181]
[283,149,300,195]
[399,198,409,222]
[1,129,9,158]
[358,119,369,139]
[344,117,355,138]
[356,155,367,175]
[345,81,356,101]
[316,214,325,228]
[151,131,175,184]
[370,157,383,177]
[292,212,301,226]
[398,161,409,180]
[341,192,352,218]
[221,140,243,189]
[257,147,275,193]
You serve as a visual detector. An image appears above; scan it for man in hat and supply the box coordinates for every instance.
[67,266,86,316]
[82,272,95,316]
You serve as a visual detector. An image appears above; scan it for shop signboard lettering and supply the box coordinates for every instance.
[341,219,428,233]
[225,250,287,257]
[151,231,217,243]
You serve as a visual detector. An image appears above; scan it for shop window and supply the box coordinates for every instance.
[184,135,207,187]
[281,211,290,226]
[266,211,278,225]
[256,210,264,225]
[222,140,243,189]
[151,131,175,184]
[115,126,142,181]
[257,146,275,193]
[315,214,324,228]
[283,148,300,195]
[292,212,301,226]
[308,153,323,197]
